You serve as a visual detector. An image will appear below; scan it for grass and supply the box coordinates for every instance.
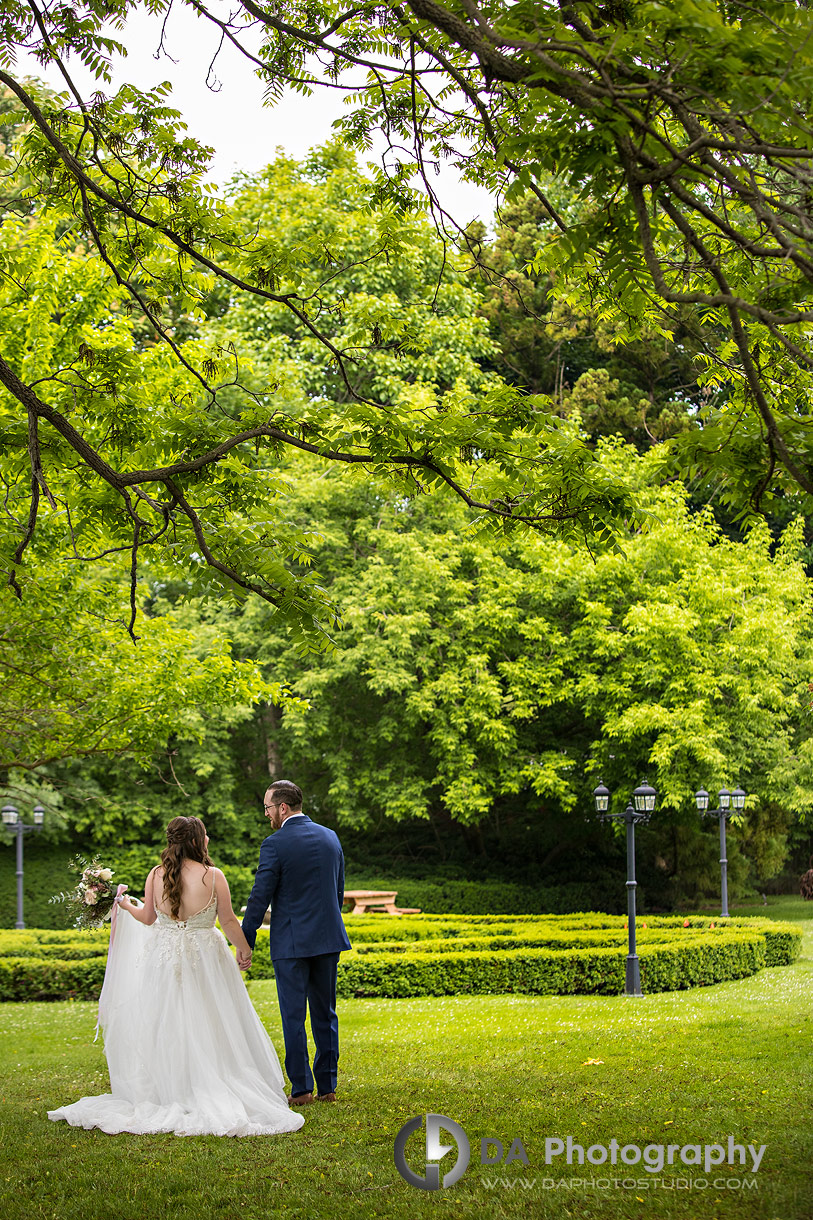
[0,895,811,1220]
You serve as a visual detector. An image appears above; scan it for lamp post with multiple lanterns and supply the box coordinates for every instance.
[1,803,45,929]
[694,785,746,918]
[592,780,657,997]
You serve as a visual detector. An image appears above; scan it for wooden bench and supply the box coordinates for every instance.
[239,890,421,921]
[342,889,421,915]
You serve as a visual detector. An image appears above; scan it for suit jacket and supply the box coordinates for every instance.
[242,815,352,959]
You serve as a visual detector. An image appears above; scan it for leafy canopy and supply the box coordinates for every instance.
[0,59,637,648]
[2,0,813,645]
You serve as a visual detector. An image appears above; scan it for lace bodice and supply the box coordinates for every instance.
[155,893,218,931]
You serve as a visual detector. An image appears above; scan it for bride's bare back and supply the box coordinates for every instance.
[154,861,216,920]
[118,824,253,972]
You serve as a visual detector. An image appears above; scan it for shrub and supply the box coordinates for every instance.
[243,914,800,997]
[0,914,799,1002]
[0,843,257,929]
[344,877,625,915]
[0,955,107,1002]
[332,932,769,998]
[2,849,627,928]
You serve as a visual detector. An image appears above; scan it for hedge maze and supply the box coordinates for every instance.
[0,914,800,1002]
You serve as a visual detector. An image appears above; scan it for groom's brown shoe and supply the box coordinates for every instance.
[288,1092,314,1106]
[317,1092,336,1102]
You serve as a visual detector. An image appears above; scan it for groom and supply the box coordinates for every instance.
[242,780,352,1105]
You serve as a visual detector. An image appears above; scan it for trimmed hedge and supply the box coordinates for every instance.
[343,877,625,915]
[0,913,800,1002]
[0,844,258,929]
[243,914,799,996]
[1,843,626,928]
[0,955,107,1002]
[0,927,110,1000]
[330,933,768,998]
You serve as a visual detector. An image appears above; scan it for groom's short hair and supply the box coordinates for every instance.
[267,780,303,810]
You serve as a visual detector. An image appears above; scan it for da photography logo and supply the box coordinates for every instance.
[394,1113,471,1190]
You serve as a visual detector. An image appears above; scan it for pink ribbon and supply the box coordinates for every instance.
[106,884,128,962]
[96,884,128,1043]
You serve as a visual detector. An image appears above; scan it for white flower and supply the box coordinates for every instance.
[83,890,99,905]
[97,868,113,880]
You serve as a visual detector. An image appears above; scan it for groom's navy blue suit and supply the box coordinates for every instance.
[242,815,351,1098]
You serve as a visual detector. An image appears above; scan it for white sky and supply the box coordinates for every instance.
[14,2,496,225]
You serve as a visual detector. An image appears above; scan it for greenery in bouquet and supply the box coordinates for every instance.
[49,856,120,930]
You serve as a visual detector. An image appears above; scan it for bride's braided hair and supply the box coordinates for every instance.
[161,816,212,918]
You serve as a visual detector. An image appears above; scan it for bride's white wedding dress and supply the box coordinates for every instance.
[48,889,304,1137]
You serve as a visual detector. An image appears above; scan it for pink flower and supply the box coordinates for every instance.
[83,890,99,905]
[683,919,690,927]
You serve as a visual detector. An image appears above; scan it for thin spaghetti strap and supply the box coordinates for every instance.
[210,869,216,900]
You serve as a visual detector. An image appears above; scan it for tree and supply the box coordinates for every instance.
[2,1,812,642]
[475,195,702,448]
[0,554,279,774]
[220,0,813,510]
[139,441,813,896]
[0,69,636,649]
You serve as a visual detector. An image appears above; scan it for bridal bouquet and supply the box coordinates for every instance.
[49,856,121,929]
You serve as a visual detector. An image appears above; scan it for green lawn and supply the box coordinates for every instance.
[1,896,811,1220]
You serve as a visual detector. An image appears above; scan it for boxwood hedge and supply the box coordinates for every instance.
[0,844,626,927]
[0,914,799,1002]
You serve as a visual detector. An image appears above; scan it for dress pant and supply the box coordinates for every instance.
[272,953,341,1096]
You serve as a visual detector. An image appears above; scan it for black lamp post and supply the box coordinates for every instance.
[2,803,45,929]
[593,779,657,997]
[695,785,746,917]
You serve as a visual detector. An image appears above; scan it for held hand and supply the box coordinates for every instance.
[237,949,253,972]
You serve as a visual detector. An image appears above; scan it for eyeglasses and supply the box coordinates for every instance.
[264,801,281,812]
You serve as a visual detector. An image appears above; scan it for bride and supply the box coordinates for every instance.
[48,815,304,1137]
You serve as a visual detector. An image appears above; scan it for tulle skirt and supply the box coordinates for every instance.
[48,911,303,1137]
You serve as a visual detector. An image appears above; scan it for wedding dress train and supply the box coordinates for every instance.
[48,894,303,1137]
